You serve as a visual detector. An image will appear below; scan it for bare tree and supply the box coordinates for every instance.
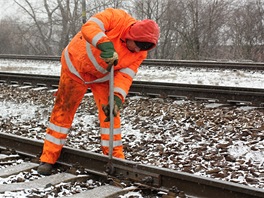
[3,0,264,61]
[0,19,30,54]
[132,0,167,59]
[157,0,184,59]
[198,0,231,59]
[13,0,59,54]
[132,0,231,60]
[55,0,82,54]
[228,0,264,61]
[171,0,231,60]
[11,0,127,55]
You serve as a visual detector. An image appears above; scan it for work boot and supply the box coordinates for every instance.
[37,162,53,175]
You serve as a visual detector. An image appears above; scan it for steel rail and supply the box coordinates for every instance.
[0,54,264,70]
[0,72,263,107]
[0,132,263,198]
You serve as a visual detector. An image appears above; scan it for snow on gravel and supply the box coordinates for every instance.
[0,58,264,197]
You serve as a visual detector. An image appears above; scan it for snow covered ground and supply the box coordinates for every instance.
[0,58,264,88]
[0,58,264,197]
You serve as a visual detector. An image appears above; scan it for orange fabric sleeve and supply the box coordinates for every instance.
[81,8,128,46]
[114,52,147,102]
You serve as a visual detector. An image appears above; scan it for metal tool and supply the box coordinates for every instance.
[108,63,114,160]
[105,60,118,175]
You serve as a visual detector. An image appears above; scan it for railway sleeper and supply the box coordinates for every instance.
[0,150,174,197]
[0,162,167,198]
[23,82,32,86]
[195,97,219,103]
[227,100,252,106]
[0,159,127,197]
[0,172,89,193]
[0,154,21,166]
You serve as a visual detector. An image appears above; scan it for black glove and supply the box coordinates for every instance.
[102,95,122,122]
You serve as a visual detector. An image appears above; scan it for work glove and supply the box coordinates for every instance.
[102,95,122,122]
[97,42,118,66]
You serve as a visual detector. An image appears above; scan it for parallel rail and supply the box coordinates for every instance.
[1,54,264,70]
[0,132,263,198]
[0,72,263,107]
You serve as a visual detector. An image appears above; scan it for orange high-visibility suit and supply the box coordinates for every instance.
[40,8,159,164]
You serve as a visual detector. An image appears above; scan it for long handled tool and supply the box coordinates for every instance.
[105,61,116,175]
[108,63,114,160]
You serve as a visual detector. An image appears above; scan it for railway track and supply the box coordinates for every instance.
[0,57,264,197]
[0,72,263,107]
[0,132,264,198]
[1,54,264,70]
[0,144,125,198]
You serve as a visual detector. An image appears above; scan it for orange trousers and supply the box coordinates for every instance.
[40,60,124,164]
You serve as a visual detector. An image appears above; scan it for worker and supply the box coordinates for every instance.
[37,8,160,175]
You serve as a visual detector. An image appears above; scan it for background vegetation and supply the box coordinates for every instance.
[1,0,264,61]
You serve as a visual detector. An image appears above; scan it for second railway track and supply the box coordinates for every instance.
[0,72,263,107]
[1,54,264,70]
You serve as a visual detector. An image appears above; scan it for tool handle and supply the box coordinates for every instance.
[106,59,118,72]
[108,64,114,159]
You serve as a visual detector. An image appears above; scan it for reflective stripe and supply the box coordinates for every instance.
[114,87,127,99]
[101,139,122,147]
[65,46,134,88]
[48,122,69,134]
[64,46,110,84]
[65,47,85,81]
[88,17,105,31]
[45,133,66,146]
[86,42,108,74]
[92,32,106,47]
[119,68,136,79]
[101,127,121,135]
[88,74,110,84]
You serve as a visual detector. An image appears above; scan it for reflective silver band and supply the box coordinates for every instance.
[64,45,109,84]
[88,17,105,31]
[114,87,127,99]
[45,133,66,146]
[65,46,85,81]
[86,42,108,74]
[92,32,106,47]
[119,68,136,79]
[48,122,69,134]
[101,127,121,135]
[101,139,122,147]
[85,74,110,84]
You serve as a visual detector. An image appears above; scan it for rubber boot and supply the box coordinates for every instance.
[37,162,53,175]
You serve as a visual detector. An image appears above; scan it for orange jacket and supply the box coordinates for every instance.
[63,8,148,102]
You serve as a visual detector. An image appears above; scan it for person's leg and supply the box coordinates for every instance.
[40,67,87,165]
[90,83,125,159]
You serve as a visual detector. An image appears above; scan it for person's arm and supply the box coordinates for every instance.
[81,8,128,65]
[113,53,147,102]
[81,8,118,46]
[102,54,147,122]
